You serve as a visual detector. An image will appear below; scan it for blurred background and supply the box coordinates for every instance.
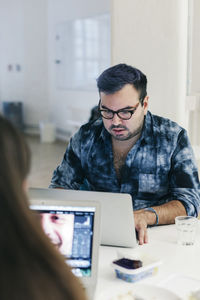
[0,0,200,186]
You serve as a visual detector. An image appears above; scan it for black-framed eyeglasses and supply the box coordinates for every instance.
[99,101,140,120]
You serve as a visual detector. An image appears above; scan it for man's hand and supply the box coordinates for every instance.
[134,210,151,245]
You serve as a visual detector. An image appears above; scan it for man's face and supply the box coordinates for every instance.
[40,213,74,257]
[100,84,148,141]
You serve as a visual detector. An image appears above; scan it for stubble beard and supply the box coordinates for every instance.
[111,128,142,141]
[109,122,144,141]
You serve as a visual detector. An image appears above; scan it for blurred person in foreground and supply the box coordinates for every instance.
[50,63,200,245]
[0,115,87,300]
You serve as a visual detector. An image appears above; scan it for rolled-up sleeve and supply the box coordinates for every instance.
[169,130,200,216]
[49,130,84,189]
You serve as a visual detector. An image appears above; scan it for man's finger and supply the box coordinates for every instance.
[138,226,148,245]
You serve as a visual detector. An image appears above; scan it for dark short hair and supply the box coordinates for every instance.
[97,63,147,105]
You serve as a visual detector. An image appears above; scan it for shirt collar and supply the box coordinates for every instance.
[100,121,111,143]
[142,111,154,145]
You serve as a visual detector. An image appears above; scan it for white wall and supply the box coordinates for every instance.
[187,0,200,159]
[23,0,49,126]
[0,0,24,102]
[190,0,200,94]
[0,0,49,127]
[48,0,110,136]
[111,0,188,127]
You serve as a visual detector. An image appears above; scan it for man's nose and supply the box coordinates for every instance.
[111,113,122,125]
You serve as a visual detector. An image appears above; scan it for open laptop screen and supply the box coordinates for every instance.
[30,204,95,278]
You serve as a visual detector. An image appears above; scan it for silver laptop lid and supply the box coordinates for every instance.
[29,198,101,298]
[29,188,137,248]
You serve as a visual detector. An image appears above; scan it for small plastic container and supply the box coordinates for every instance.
[112,256,162,283]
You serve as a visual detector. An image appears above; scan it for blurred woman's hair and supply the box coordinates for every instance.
[0,115,86,300]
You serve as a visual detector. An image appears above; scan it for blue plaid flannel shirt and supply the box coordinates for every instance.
[50,111,200,216]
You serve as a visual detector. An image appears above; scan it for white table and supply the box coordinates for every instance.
[95,223,200,299]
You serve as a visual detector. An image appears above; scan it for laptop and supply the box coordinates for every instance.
[29,198,100,300]
[29,188,137,248]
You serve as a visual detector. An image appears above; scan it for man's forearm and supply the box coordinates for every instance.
[135,200,187,226]
[152,200,187,225]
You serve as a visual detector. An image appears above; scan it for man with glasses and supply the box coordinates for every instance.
[50,64,200,244]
